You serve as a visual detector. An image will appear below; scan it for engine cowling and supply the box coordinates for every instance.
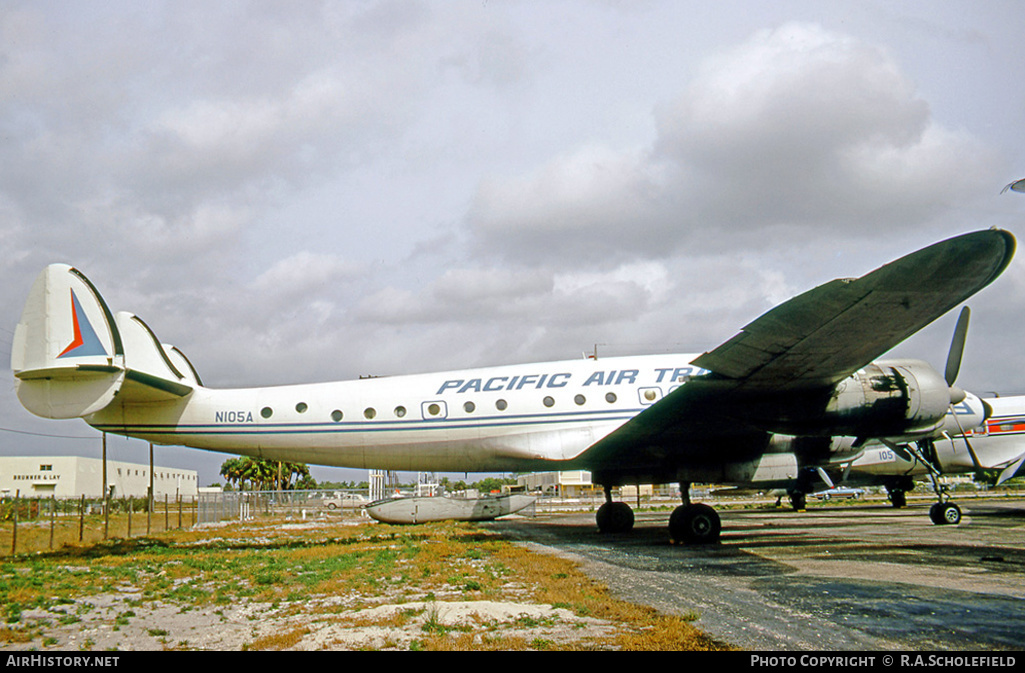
[754,359,957,439]
[825,359,954,439]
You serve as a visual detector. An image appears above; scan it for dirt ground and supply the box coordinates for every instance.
[3,517,705,651]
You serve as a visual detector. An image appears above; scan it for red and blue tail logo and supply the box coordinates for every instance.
[57,289,107,359]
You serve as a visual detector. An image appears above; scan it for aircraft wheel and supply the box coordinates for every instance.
[596,501,634,533]
[929,502,961,526]
[669,503,721,545]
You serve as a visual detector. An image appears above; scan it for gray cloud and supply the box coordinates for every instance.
[1,4,1022,486]
[467,22,1003,266]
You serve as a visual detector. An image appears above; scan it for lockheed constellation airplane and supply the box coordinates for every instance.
[10,229,1016,543]
[831,392,1025,515]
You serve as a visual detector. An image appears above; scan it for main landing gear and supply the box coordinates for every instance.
[595,483,722,544]
[595,486,634,533]
[891,439,963,526]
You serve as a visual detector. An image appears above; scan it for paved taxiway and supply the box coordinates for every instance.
[492,498,1025,650]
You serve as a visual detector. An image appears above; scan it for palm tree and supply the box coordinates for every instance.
[220,457,315,491]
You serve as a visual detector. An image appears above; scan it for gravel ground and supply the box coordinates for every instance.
[492,498,1025,651]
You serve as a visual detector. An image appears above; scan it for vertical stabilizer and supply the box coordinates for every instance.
[11,264,125,418]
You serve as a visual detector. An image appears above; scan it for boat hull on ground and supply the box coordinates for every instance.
[366,494,536,524]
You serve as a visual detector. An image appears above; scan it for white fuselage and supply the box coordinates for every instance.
[87,353,704,472]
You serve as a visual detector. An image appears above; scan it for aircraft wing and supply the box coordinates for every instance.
[578,229,1015,478]
[691,229,1015,390]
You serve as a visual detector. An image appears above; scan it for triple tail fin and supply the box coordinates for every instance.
[11,264,198,419]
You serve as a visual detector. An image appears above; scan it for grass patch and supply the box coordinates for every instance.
[0,518,732,651]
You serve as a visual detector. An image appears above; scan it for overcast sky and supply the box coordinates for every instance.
[2,1,1024,487]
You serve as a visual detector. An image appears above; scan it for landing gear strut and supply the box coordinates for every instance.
[900,439,962,526]
[668,482,721,545]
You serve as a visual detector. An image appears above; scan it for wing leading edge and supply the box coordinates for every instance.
[692,229,1015,390]
[578,229,1016,476]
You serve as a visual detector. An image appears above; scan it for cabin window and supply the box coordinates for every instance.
[464,401,476,413]
[421,401,448,419]
[395,406,407,418]
[543,396,555,407]
[331,410,343,422]
[639,388,662,404]
[605,392,617,404]
[574,394,586,406]
[261,407,273,419]
[496,399,508,411]
[364,407,376,419]
[296,402,308,413]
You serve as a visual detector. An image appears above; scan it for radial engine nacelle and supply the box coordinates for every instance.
[829,359,959,438]
[756,359,973,440]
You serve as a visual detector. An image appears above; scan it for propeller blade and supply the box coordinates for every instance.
[945,306,971,386]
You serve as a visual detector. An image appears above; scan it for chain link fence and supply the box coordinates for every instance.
[197,489,371,524]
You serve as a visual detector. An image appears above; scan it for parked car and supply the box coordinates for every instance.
[812,486,865,501]
[323,492,368,509]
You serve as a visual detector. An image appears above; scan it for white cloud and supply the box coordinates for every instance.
[468,144,671,264]
[466,21,1004,268]
[253,251,363,296]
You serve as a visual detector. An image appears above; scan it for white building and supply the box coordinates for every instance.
[0,456,198,499]
[517,471,598,498]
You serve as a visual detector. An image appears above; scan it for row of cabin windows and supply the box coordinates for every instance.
[258,391,622,423]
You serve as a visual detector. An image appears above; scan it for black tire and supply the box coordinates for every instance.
[930,502,961,525]
[596,501,634,533]
[669,503,721,544]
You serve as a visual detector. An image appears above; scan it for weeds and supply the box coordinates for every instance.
[0,518,731,651]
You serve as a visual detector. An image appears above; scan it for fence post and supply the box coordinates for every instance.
[102,433,108,540]
[11,490,19,555]
[79,494,84,542]
[49,496,56,550]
